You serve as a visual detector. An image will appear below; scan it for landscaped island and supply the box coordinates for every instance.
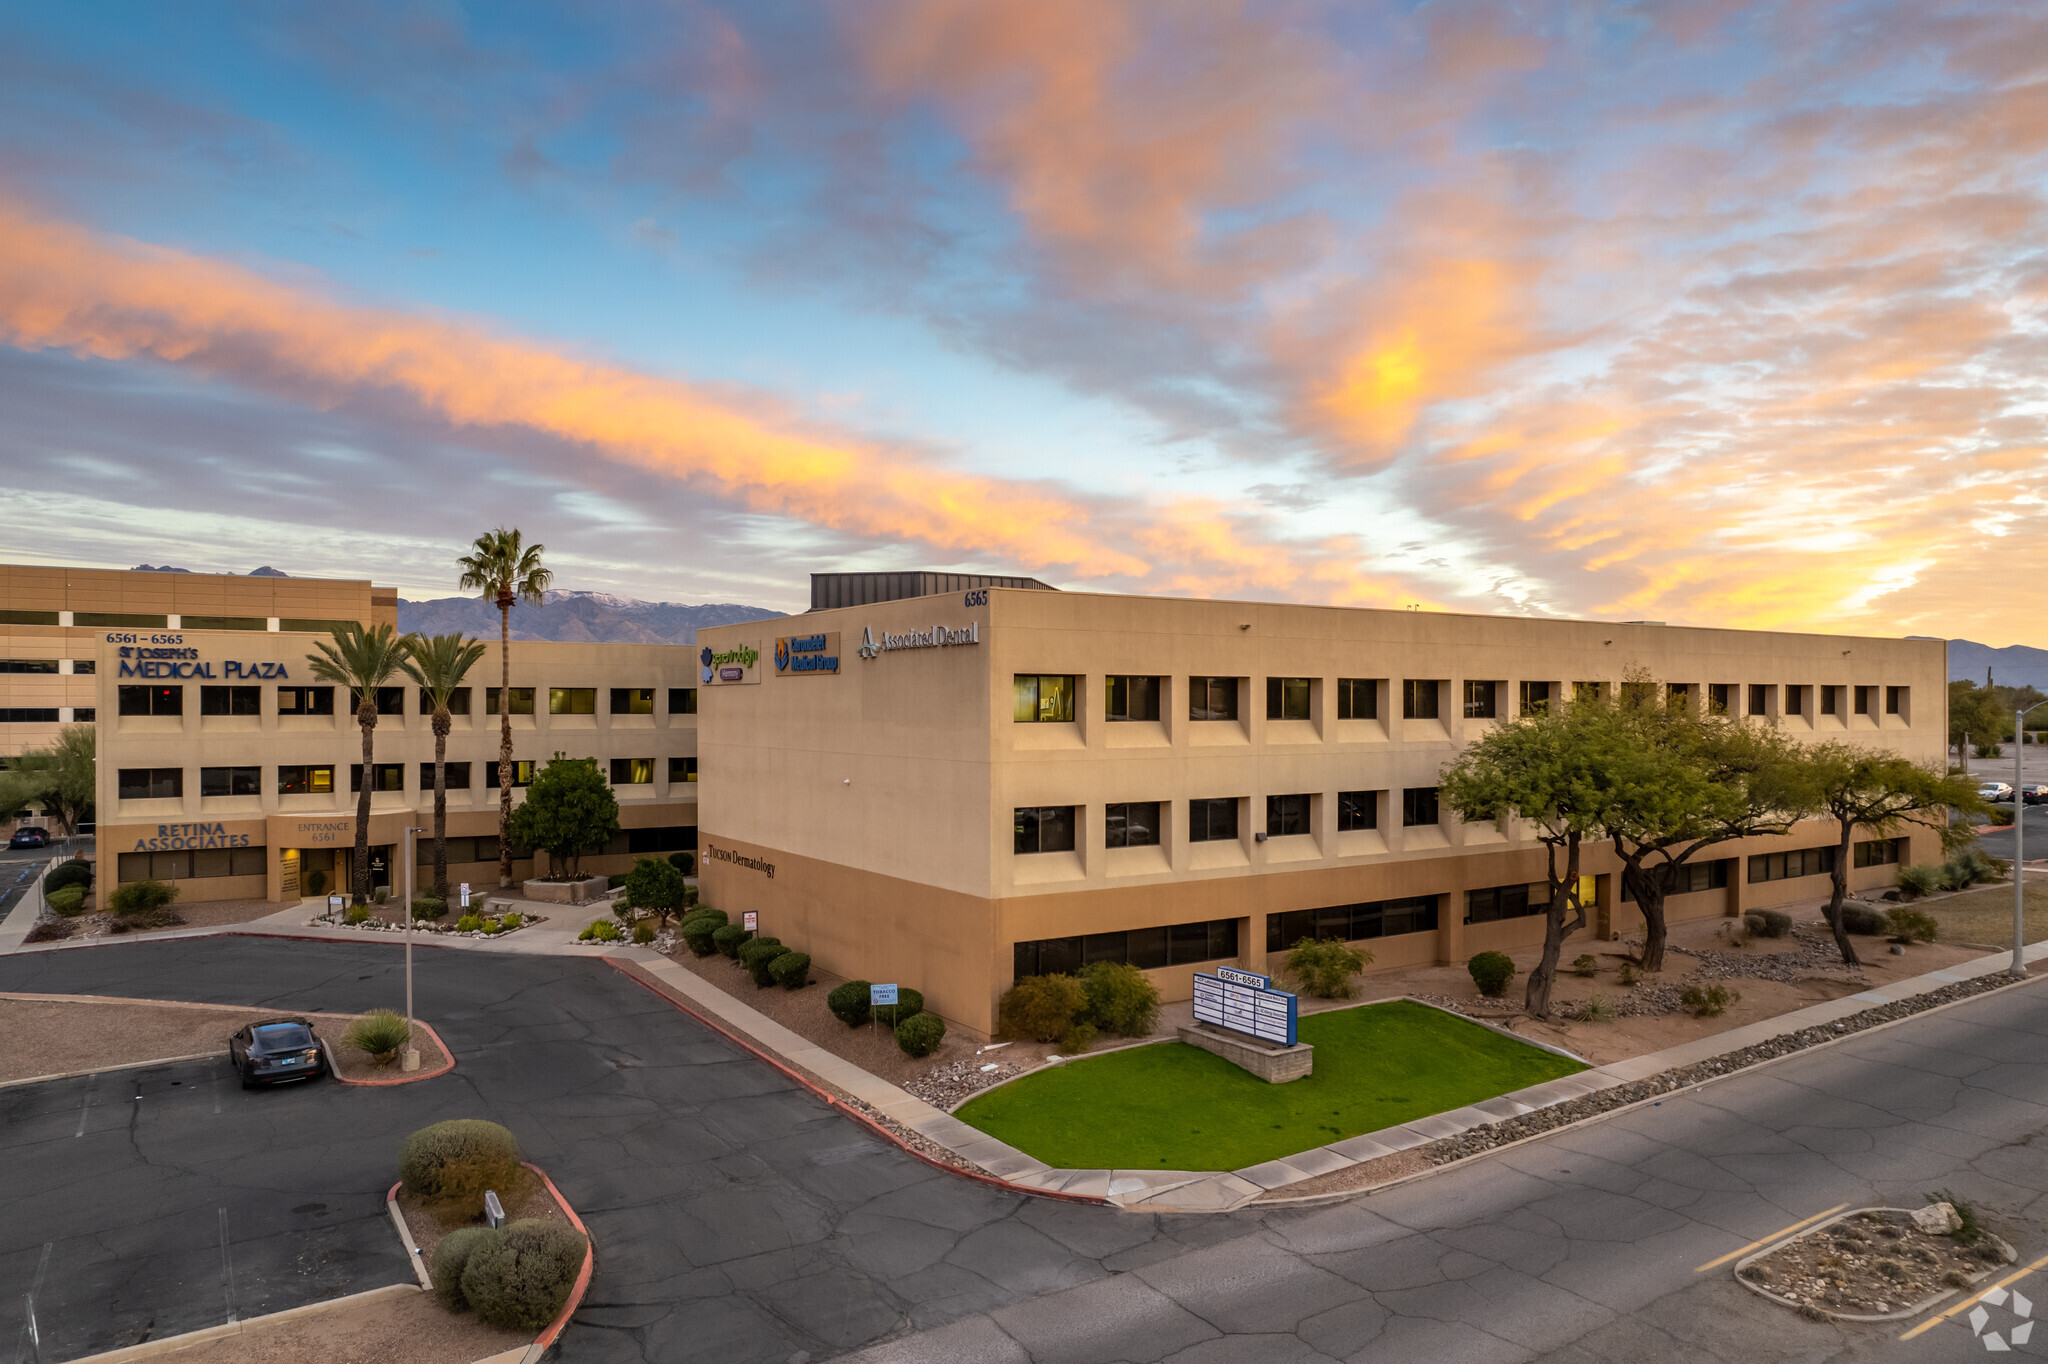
[955,1000,1587,1171]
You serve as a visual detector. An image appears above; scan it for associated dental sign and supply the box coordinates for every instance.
[700,642,761,685]
[854,621,980,659]
[774,632,840,677]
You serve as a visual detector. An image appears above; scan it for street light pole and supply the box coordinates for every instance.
[2013,704,2048,975]
[403,824,427,1070]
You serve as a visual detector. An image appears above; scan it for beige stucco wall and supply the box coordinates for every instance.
[700,588,1951,1038]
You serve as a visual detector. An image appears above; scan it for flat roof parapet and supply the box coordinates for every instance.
[808,571,1057,611]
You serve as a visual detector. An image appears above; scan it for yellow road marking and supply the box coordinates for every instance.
[1695,1204,1850,1273]
[1900,1252,2048,1341]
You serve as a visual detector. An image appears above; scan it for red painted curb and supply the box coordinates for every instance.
[330,1018,456,1086]
[525,1161,594,1351]
[604,958,1106,1206]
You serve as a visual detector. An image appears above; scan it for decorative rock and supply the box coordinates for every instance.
[1911,1202,1963,1235]
[1983,1234,2019,1264]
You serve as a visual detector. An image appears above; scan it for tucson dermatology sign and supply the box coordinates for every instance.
[774,632,840,676]
[855,621,980,659]
[1192,966,1298,1047]
[700,642,761,685]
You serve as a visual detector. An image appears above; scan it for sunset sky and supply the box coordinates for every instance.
[1,2,2043,634]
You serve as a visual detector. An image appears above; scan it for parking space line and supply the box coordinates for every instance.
[1900,1253,2048,1341]
[72,1076,92,1138]
[217,1208,236,1325]
[1695,1204,1849,1272]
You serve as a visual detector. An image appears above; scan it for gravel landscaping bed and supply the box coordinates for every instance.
[396,1164,570,1264]
[308,911,549,939]
[905,1058,1024,1108]
[127,1285,529,1364]
[1674,924,1874,984]
[1739,1206,2013,1319]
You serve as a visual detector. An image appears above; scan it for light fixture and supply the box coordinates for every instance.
[1239,623,1251,631]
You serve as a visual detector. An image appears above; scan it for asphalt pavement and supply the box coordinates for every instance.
[1974,803,2048,865]
[6,937,2048,1362]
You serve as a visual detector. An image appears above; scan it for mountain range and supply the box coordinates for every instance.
[397,590,784,646]
[1948,640,2048,691]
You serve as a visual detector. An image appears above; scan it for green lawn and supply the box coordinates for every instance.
[955,1000,1587,1172]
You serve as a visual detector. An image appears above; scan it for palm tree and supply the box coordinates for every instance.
[307,623,416,905]
[400,632,488,904]
[457,528,552,887]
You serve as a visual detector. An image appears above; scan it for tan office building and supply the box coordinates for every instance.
[92,630,701,910]
[0,562,395,782]
[698,582,1948,1040]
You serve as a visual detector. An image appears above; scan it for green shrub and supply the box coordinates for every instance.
[1897,864,1942,899]
[345,1008,411,1063]
[1681,983,1739,1018]
[108,878,178,916]
[500,912,522,929]
[373,886,390,905]
[456,913,483,932]
[399,1119,522,1215]
[667,851,695,874]
[1886,906,1939,943]
[1000,975,1083,1041]
[45,884,86,916]
[45,860,92,894]
[744,943,790,988]
[411,897,447,921]
[1467,951,1516,998]
[1058,1021,1098,1054]
[481,918,507,936]
[606,872,628,889]
[1287,938,1372,1000]
[1580,994,1617,1022]
[305,868,328,897]
[431,1226,496,1311]
[769,951,811,989]
[345,904,374,926]
[1617,961,1639,987]
[1569,953,1598,977]
[1840,905,1886,935]
[735,936,784,968]
[460,1218,587,1332]
[578,918,622,943]
[680,921,720,957]
[712,924,750,958]
[683,906,727,930]
[632,923,656,944]
[895,1011,946,1057]
[1743,909,1792,939]
[827,980,872,1027]
[871,987,924,1028]
[1080,961,1160,1035]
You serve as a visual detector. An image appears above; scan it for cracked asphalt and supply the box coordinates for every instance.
[4,938,2048,1362]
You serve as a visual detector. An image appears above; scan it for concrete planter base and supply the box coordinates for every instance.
[520,876,610,905]
[1177,1022,1314,1083]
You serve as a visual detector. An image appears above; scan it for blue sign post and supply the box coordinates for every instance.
[870,983,899,1008]
[1191,967,1297,1047]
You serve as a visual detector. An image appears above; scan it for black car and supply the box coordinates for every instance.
[2024,784,2048,806]
[229,1018,328,1088]
[9,827,48,849]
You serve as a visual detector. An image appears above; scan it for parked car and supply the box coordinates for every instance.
[228,1018,328,1089]
[1980,782,2015,803]
[2024,784,2048,806]
[8,826,49,849]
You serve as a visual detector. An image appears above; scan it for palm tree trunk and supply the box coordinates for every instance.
[354,707,375,905]
[1826,816,1861,967]
[432,710,450,903]
[498,594,513,888]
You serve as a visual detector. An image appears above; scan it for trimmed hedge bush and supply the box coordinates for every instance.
[606,873,629,889]
[399,1120,522,1215]
[345,1008,410,1063]
[108,878,177,916]
[769,951,811,989]
[828,980,872,1027]
[735,936,784,968]
[1000,974,1084,1042]
[412,897,447,921]
[743,943,790,988]
[667,851,696,875]
[460,1219,587,1332]
[45,860,92,894]
[870,986,923,1028]
[1743,909,1792,938]
[1840,905,1886,935]
[431,1226,495,1311]
[684,906,726,930]
[1079,961,1159,1036]
[45,884,86,916]
[895,1011,946,1057]
[712,924,750,958]
[1467,951,1516,998]
[1058,1021,1098,1054]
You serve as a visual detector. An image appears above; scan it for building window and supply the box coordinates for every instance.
[0,611,59,625]
[277,686,335,716]
[0,709,59,723]
[1189,797,1239,843]
[118,847,265,881]
[610,688,655,715]
[549,687,596,715]
[1887,686,1908,716]
[1747,846,1837,883]
[1463,680,1498,719]
[1621,859,1729,900]
[280,618,354,634]
[1265,896,1438,951]
[1573,681,1606,704]
[117,767,183,800]
[350,763,405,792]
[73,660,96,675]
[199,766,261,797]
[670,756,698,783]
[419,762,472,790]
[1014,805,1077,855]
[1189,676,1238,721]
[420,688,471,715]
[627,825,698,854]
[0,660,58,674]
[1519,681,1552,716]
[1015,918,1239,977]
[1266,677,1311,721]
[669,688,698,715]
[1785,685,1809,717]
[117,685,183,717]
[610,757,655,785]
[486,687,536,716]
[1667,683,1695,708]
[1854,685,1875,716]
[1820,685,1841,716]
[1337,678,1378,720]
[1402,679,1442,720]
[180,615,267,632]
[1337,790,1379,831]
[73,708,95,722]
[1105,801,1161,848]
[76,612,167,629]
[1466,882,1549,925]
[1749,683,1771,716]
[1266,793,1311,837]
[200,685,261,717]
[484,760,537,788]
[277,765,335,795]
[1013,674,1076,723]
[416,835,502,865]
[1854,837,1906,868]
[1104,676,1161,722]
[1402,787,1440,827]
[1707,683,1733,715]
[349,686,405,716]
